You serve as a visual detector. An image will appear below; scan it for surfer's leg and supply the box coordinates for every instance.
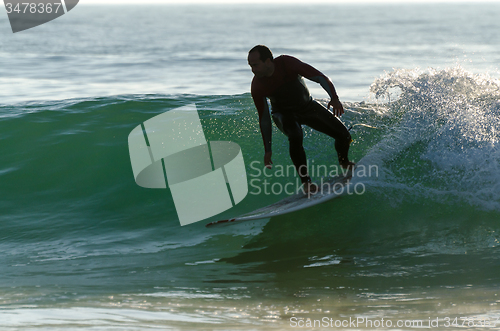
[272,112,311,184]
[298,100,353,168]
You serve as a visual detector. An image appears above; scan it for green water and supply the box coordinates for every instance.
[1,67,500,329]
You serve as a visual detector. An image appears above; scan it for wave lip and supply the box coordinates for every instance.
[367,66,500,211]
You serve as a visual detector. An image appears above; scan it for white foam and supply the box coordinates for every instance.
[362,66,500,211]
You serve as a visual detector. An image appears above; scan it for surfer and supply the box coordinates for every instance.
[248,45,354,194]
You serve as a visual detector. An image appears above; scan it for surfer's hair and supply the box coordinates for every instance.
[249,45,274,63]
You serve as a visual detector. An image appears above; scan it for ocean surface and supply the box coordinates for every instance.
[1,3,500,330]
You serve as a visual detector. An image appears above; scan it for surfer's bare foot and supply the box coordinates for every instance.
[340,161,356,171]
[303,182,319,195]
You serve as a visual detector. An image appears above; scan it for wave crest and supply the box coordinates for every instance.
[365,67,500,210]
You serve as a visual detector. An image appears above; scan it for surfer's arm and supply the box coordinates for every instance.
[285,55,344,116]
[253,95,273,168]
[251,92,272,154]
[283,55,338,98]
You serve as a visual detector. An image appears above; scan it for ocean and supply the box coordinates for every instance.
[1,3,500,330]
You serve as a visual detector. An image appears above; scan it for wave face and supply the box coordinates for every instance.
[1,67,500,329]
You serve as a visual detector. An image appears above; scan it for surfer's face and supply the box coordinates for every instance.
[248,51,273,78]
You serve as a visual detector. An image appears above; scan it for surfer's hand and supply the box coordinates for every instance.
[264,151,273,169]
[328,98,344,117]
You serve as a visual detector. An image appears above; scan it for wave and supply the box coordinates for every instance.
[365,66,500,211]
[0,67,499,246]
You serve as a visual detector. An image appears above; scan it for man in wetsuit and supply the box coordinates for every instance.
[248,45,354,194]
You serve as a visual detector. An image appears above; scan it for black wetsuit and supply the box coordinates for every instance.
[251,55,352,184]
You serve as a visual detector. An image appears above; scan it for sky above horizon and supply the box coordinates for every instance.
[82,0,500,4]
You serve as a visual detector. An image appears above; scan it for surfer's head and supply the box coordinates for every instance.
[248,45,274,78]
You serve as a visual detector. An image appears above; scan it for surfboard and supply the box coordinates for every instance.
[205,170,353,227]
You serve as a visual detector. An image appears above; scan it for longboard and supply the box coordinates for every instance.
[206,170,353,227]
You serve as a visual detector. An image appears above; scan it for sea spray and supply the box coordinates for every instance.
[366,66,500,210]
